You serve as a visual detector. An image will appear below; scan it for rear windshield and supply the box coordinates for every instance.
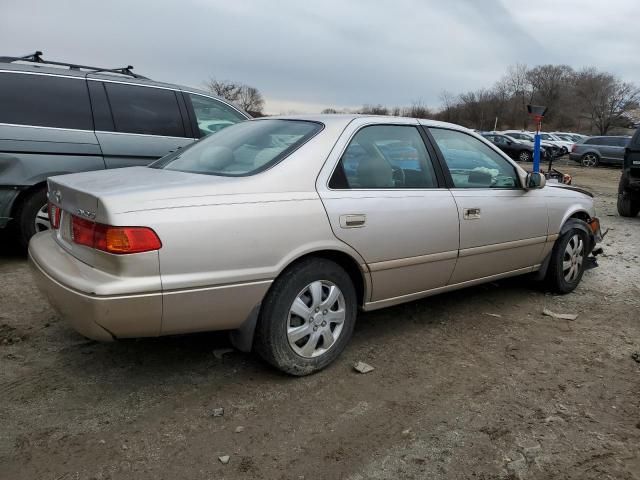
[153,119,322,176]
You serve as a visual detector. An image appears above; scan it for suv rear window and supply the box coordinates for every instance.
[154,119,322,176]
[104,83,186,137]
[0,72,93,130]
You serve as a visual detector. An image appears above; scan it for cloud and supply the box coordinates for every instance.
[1,0,637,113]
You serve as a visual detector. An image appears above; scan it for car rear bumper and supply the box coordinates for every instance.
[29,232,162,341]
[28,232,272,341]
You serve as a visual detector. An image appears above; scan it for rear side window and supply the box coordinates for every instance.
[105,83,185,137]
[185,93,247,137]
[330,125,438,189]
[585,138,602,145]
[0,72,93,130]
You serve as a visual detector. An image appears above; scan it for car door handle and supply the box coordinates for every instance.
[339,214,366,228]
[463,208,481,220]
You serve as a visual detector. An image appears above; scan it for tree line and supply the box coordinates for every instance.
[325,65,639,134]
[206,64,639,134]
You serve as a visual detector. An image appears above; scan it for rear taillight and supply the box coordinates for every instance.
[571,144,577,153]
[71,215,161,254]
[48,203,61,229]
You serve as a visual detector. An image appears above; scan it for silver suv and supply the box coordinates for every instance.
[0,52,249,248]
[569,135,631,167]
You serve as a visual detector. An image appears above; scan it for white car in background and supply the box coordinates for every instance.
[553,132,587,143]
[535,133,574,155]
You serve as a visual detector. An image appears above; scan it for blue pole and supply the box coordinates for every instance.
[533,132,541,173]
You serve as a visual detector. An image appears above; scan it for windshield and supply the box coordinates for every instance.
[153,119,323,176]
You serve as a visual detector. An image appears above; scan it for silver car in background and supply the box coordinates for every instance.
[30,115,602,375]
[569,135,631,167]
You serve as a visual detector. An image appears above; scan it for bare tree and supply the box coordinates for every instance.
[204,79,265,116]
[236,86,265,115]
[358,104,389,115]
[405,100,432,119]
[574,68,640,134]
[321,108,339,114]
[502,63,532,129]
[204,79,242,103]
[438,90,457,123]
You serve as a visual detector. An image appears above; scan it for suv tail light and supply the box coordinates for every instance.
[48,203,61,229]
[71,215,161,254]
[571,144,577,153]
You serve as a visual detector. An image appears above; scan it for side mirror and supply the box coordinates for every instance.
[507,140,513,145]
[526,172,546,189]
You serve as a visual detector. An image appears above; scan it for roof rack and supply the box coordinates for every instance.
[0,51,149,79]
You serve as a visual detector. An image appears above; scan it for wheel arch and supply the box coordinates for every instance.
[10,181,48,219]
[275,248,370,309]
[229,247,371,353]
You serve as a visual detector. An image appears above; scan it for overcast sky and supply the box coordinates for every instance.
[2,0,638,114]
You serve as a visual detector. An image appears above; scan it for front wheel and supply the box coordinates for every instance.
[581,153,599,167]
[254,258,357,376]
[545,226,589,294]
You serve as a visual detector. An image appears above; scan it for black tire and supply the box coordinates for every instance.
[254,258,357,376]
[14,186,49,251]
[617,193,640,217]
[518,150,532,162]
[617,172,640,217]
[545,225,589,294]
[580,152,599,167]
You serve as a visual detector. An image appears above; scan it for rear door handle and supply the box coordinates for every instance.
[339,214,366,228]
[463,208,481,220]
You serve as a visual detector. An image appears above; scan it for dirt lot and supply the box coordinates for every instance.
[1,161,639,480]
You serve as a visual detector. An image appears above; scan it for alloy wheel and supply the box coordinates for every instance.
[34,203,51,232]
[562,234,584,282]
[581,154,598,167]
[519,151,531,162]
[287,280,346,358]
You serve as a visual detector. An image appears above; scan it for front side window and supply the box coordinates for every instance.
[330,125,437,189]
[186,93,247,137]
[429,128,520,189]
[105,83,185,137]
[0,72,93,130]
[154,119,321,176]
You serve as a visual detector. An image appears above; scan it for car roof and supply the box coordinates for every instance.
[264,113,476,133]
[0,61,230,103]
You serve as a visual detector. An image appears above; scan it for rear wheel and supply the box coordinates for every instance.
[581,153,599,167]
[518,150,532,162]
[15,187,49,251]
[617,193,640,217]
[254,258,357,376]
[617,172,640,217]
[545,226,589,294]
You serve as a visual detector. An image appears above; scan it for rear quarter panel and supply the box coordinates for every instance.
[111,194,366,334]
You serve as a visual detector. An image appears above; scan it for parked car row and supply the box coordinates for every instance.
[480,131,563,160]
[482,128,634,170]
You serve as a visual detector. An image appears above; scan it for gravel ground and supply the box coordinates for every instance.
[1,161,639,480]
